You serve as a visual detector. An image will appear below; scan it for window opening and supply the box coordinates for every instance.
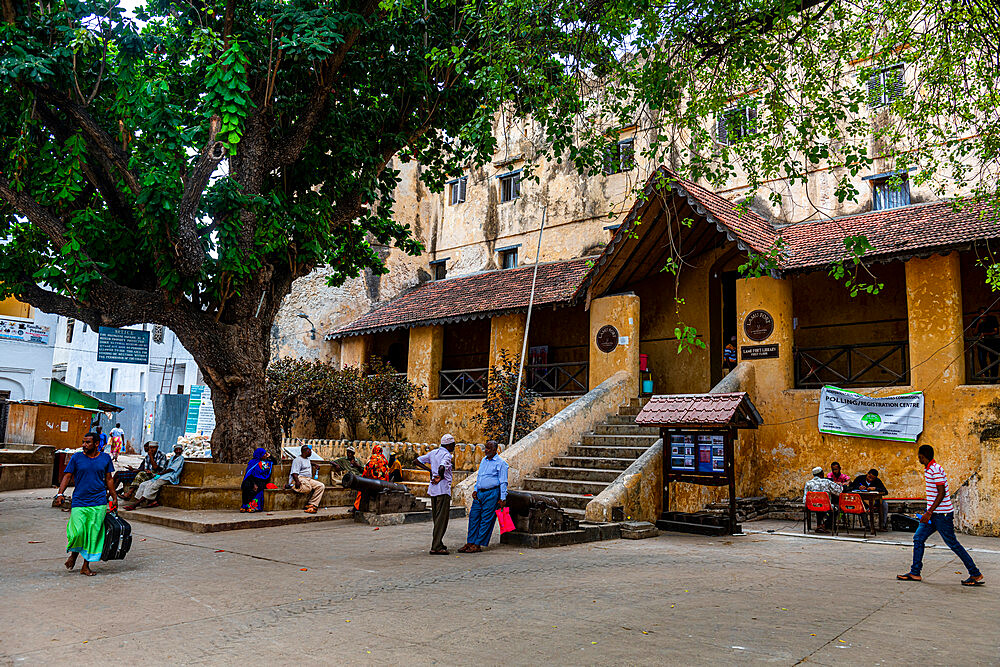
[604,138,635,174]
[868,64,904,108]
[499,247,518,269]
[717,103,758,145]
[449,177,467,205]
[499,172,521,202]
[871,173,911,211]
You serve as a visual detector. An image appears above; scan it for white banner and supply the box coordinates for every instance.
[818,386,924,442]
[0,318,50,345]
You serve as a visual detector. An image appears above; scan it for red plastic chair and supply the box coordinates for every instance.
[803,491,833,533]
[838,492,869,537]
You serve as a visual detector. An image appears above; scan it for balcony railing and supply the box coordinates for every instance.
[794,341,909,389]
[965,337,1000,385]
[439,368,488,398]
[527,362,588,396]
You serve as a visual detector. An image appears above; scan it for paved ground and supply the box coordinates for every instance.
[2,488,999,666]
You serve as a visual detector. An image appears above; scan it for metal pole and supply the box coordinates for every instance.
[508,206,547,450]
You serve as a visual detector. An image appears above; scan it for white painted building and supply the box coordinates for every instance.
[50,318,200,400]
[0,296,58,401]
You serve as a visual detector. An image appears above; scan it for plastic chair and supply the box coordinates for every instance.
[803,491,833,533]
[838,492,869,537]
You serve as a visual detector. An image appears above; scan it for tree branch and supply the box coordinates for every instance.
[33,84,142,195]
[0,176,70,248]
[176,116,225,277]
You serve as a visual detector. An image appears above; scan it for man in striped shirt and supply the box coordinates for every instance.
[897,445,984,586]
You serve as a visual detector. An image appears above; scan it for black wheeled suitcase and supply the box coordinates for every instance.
[101,511,133,561]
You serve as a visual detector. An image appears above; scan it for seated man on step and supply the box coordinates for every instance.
[288,444,325,513]
[127,443,185,509]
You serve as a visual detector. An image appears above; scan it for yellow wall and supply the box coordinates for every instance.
[488,312,527,368]
[589,293,640,396]
[0,294,32,319]
[340,335,371,368]
[737,253,1000,534]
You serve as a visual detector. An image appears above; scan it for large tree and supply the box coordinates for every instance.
[2,0,997,461]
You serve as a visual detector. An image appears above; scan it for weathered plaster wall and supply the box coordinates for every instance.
[735,254,1000,534]
[586,438,663,522]
[589,294,640,397]
[488,312,527,368]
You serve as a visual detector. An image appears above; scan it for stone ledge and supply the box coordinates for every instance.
[119,506,354,533]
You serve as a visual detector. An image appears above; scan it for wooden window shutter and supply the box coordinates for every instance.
[460,177,467,203]
[717,114,728,145]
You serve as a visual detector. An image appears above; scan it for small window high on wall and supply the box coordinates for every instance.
[866,169,912,211]
[498,245,519,269]
[499,171,521,203]
[448,177,467,205]
[431,258,448,281]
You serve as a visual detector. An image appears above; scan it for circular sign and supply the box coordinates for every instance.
[743,309,774,342]
[596,325,619,353]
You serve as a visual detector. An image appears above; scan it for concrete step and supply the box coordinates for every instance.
[0,463,52,492]
[120,506,354,533]
[522,477,610,496]
[593,423,659,436]
[581,433,659,447]
[550,456,635,471]
[567,445,649,459]
[526,490,593,510]
[617,405,641,416]
[606,415,639,426]
[563,507,587,521]
[537,466,622,483]
[627,396,649,410]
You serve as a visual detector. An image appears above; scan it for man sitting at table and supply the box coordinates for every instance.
[847,468,889,529]
[827,461,851,485]
[803,466,843,532]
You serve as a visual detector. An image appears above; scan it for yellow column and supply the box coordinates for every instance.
[489,312,528,369]
[589,293,640,396]
[407,325,444,399]
[736,275,793,392]
[339,334,371,369]
[905,252,964,387]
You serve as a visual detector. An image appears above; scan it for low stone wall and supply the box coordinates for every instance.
[585,439,663,523]
[283,438,487,471]
[453,370,633,509]
[0,444,56,492]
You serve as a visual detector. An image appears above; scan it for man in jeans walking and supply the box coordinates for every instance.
[897,444,984,586]
[416,434,455,555]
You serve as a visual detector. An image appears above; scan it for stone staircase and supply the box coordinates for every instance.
[520,397,657,520]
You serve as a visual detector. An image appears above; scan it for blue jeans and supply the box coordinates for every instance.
[467,486,501,546]
[910,512,981,577]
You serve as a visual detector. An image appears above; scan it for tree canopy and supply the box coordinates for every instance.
[1,0,997,459]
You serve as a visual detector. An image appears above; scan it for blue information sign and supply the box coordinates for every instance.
[97,327,151,364]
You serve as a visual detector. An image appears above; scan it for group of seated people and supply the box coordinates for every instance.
[239,444,406,513]
[803,461,889,532]
[111,441,186,509]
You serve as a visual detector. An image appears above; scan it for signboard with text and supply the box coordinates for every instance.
[97,327,150,364]
[0,318,50,345]
[185,385,216,436]
[818,386,924,442]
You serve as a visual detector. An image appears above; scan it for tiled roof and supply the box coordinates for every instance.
[635,392,763,428]
[327,257,594,339]
[779,199,999,270]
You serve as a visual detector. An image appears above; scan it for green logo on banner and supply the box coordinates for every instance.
[861,412,882,430]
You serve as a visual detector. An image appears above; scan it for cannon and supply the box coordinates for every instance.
[341,472,423,515]
[341,473,408,495]
[504,489,579,534]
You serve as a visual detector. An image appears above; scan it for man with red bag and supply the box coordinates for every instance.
[459,440,509,553]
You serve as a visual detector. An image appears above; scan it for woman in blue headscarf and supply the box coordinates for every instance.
[240,448,274,512]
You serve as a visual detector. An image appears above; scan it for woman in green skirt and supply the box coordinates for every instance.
[56,432,117,576]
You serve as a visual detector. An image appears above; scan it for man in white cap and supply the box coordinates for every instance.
[416,434,456,554]
[803,466,843,532]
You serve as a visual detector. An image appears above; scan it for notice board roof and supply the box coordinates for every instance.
[635,392,763,429]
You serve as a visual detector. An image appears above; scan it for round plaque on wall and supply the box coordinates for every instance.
[743,309,775,342]
[596,325,619,353]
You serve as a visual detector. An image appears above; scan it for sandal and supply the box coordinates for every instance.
[429,549,450,555]
[962,576,985,586]
[304,505,318,514]
[896,573,922,581]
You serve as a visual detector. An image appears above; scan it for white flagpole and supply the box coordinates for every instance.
[508,205,547,450]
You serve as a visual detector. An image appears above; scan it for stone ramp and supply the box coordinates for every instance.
[119,506,355,533]
[519,397,654,520]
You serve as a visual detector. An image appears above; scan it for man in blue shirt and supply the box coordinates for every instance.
[56,432,116,576]
[459,439,508,553]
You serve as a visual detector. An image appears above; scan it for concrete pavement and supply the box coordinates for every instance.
[2,488,999,665]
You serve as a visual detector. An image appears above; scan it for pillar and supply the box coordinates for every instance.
[407,325,444,399]
[736,275,793,392]
[905,252,964,388]
[339,334,371,369]
[588,293,640,396]
[489,312,528,369]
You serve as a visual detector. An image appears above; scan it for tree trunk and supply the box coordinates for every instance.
[171,312,281,463]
